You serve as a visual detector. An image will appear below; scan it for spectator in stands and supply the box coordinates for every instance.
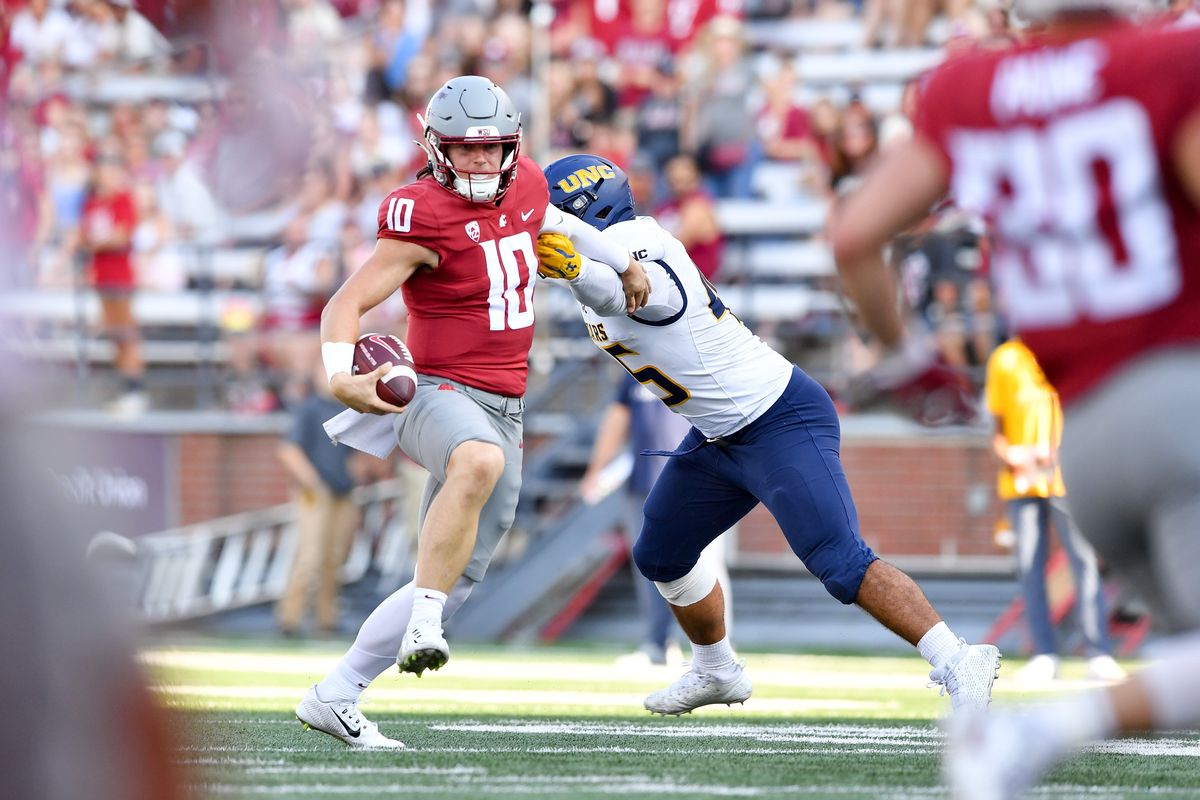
[635,55,683,172]
[276,361,361,637]
[580,372,733,667]
[130,178,185,292]
[985,338,1125,684]
[349,108,413,178]
[154,130,222,245]
[9,0,73,66]
[829,103,879,195]
[627,152,661,212]
[0,126,50,291]
[257,214,337,407]
[683,15,758,199]
[913,275,964,367]
[564,38,618,149]
[282,0,346,52]
[80,155,147,415]
[878,80,919,148]
[105,0,171,67]
[655,153,724,280]
[609,0,674,109]
[297,163,349,250]
[966,275,1000,365]
[42,117,91,286]
[808,96,841,171]
[755,61,825,200]
[61,0,118,71]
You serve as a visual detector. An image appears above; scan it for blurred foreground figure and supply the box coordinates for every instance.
[829,7,1200,798]
[0,385,188,799]
[542,153,999,718]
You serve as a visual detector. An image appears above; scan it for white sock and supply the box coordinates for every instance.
[313,582,475,705]
[917,621,962,669]
[691,637,737,679]
[315,659,376,705]
[410,587,448,629]
[316,581,419,703]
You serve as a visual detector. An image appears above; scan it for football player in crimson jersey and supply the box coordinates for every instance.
[827,3,1200,796]
[540,154,1000,717]
[295,76,651,749]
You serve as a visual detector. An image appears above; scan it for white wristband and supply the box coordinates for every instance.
[322,341,355,384]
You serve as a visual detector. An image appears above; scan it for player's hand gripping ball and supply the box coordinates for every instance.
[536,232,582,280]
[353,333,417,407]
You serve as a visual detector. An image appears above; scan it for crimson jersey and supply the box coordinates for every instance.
[376,155,549,397]
[915,22,1200,406]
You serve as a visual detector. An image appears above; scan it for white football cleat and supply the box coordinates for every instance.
[944,709,1062,800]
[644,664,753,715]
[398,618,450,676]
[295,684,404,749]
[930,640,1001,713]
[1014,653,1059,684]
[1085,655,1126,682]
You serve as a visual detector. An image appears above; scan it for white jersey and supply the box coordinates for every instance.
[564,216,793,438]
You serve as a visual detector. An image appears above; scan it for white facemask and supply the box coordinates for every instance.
[453,173,501,202]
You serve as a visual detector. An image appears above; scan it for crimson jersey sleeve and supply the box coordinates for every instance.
[375,181,447,261]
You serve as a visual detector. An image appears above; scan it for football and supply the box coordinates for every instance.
[353,333,417,407]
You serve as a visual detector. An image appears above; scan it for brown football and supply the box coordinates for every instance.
[353,333,417,407]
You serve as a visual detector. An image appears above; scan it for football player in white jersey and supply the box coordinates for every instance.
[539,154,1001,715]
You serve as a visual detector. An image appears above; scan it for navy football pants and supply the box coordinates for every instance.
[634,367,877,604]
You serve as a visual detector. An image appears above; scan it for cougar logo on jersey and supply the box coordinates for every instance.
[465,220,480,242]
[555,163,616,193]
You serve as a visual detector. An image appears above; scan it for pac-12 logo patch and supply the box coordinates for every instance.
[465,220,480,242]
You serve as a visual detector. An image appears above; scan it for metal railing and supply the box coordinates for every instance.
[135,477,415,623]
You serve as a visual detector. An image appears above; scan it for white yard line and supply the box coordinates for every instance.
[141,650,933,690]
[158,684,881,713]
[191,781,1200,798]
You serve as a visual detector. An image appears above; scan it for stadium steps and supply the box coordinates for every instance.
[448,490,629,643]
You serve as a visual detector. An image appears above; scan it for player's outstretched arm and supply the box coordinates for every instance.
[830,139,977,426]
[537,233,679,319]
[828,137,948,349]
[321,237,433,415]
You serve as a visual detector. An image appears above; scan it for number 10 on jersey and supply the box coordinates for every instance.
[481,231,536,331]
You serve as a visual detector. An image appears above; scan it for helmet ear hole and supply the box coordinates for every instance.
[594,205,612,221]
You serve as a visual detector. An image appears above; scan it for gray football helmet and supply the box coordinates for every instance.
[418,75,522,203]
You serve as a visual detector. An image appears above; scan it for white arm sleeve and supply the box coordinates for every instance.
[564,256,683,321]
[541,204,630,273]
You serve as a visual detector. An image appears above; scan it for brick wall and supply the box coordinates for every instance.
[171,427,1008,560]
[736,435,1006,563]
[177,433,291,524]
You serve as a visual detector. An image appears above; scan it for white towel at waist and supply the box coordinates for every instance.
[323,408,398,459]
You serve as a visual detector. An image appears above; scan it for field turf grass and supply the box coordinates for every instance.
[149,639,1200,799]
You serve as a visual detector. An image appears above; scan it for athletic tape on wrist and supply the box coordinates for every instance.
[322,341,355,384]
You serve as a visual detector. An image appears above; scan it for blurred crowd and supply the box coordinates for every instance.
[0,0,1132,415]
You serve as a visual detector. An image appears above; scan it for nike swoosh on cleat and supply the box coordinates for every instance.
[333,712,361,738]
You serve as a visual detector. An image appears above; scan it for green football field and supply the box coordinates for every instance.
[150,639,1200,799]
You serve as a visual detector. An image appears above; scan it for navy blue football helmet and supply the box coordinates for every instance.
[544,154,636,230]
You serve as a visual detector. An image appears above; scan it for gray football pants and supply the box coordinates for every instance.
[393,374,524,583]
[1058,347,1200,634]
